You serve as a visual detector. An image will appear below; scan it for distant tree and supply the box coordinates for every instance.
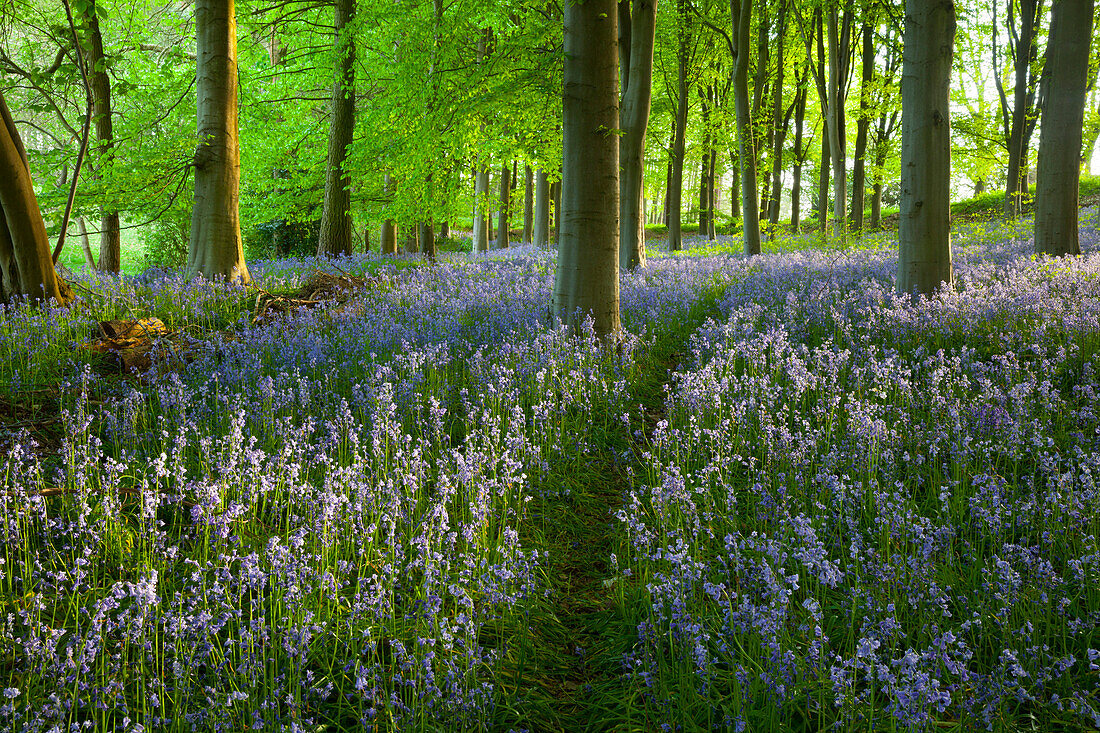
[554,0,620,336]
[188,0,250,283]
[619,0,657,271]
[0,90,72,304]
[317,0,356,257]
[898,0,955,296]
[77,0,121,272]
[1034,0,1093,256]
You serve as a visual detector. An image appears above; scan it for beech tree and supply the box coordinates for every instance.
[317,0,356,257]
[730,0,761,255]
[619,0,657,271]
[898,0,955,296]
[555,0,620,336]
[187,0,250,283]
[994,0,1045,218]
[1034,0,1093,256]
[0,90,72,304]
[78,0,121,272]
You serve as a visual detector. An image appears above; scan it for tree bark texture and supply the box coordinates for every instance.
[188,0,250,283]
[668,0,690,252]
[898,0,955,296]
[419,220,436,260]
[826,9,848,229]
[790,81,807,231]
[732,0,761,255]
[767,1,788,228]
[0,90,72,304]
[80,0,121,273]
[318,0,356,257]
[495,164,510,247]
[381,174,397,254]
[523,165,533,243]
[1034,0,1092,256]
[618,0,656,270]
[851,21,873,230]
[999,0,1043,218]
[534,169,550,247]
[473,164,490,253]
[555,0,620,336]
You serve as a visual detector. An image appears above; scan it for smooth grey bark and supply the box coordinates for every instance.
[618,0,656,271]
[495,164,510,247]
[731,0,761,255]
[668,0,690,252]
[851,21,873,230]
[898,0,955,296]
[80,0,121,273]
[472,164,490,253]
[188,0,250,283]
[380,174,397,254]
[1034,0,1093,256]
[523,165,533,243]
[317,0,356,257]
[555,0,620,336]
[0,90,72,304]
[534,169,550,247]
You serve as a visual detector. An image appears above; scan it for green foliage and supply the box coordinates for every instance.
[140,199,191,269]
[436,234,472,253]
[243,219,322,260]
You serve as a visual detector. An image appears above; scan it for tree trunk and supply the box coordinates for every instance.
[898,0,955,296]
[534,169,550,247]
[0,90,72,304]
[473,164,490,253]
[707,128,718,237]
[732,0,762,256]
[1034,0,1092,257]
[790,81,807,232]
[381,174,397,254]
[80,0,121,273]
[405,228,418,253]
[767,1,788,229]
[317,0,356,257]
[817,133,830,229]
[188,0,250,283]
[556,0,620,336]
[698,86,712,237]
[826,8,846,229]
[551,178,562,244]
[619,0,656,270]
[668,0,690,252]
[1000,0,1042,218]
[851,21,873,230]
[523,164,533,243]
[419,220,436,260]
[495,164,511,247]
[78,217,96,270]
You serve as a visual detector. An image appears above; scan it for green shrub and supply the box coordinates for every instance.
[245,219,321,260]
[141,207,191,268]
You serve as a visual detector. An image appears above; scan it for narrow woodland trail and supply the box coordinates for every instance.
[509,298,721,732]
